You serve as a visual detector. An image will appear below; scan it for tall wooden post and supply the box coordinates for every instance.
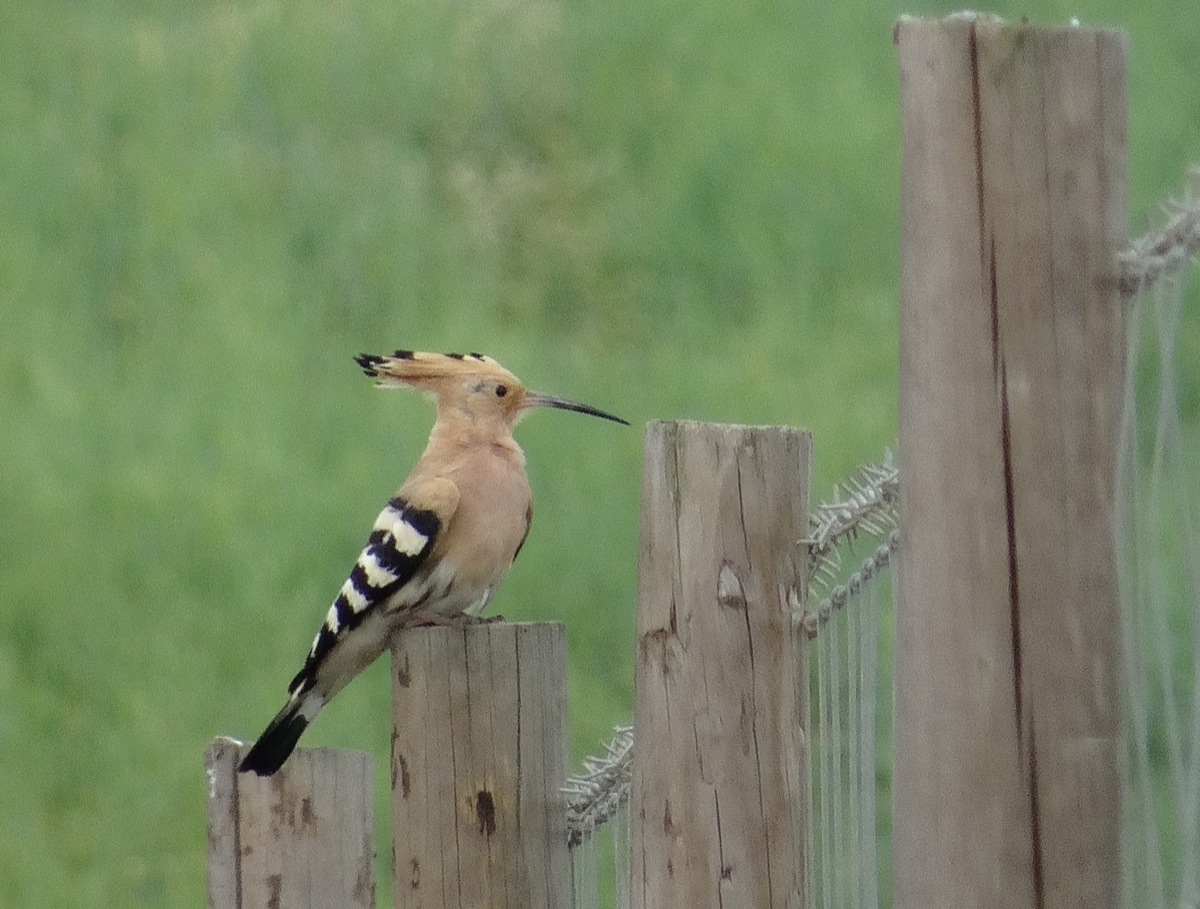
[390,622,570,909]
[894,16,1126,909]
[632,421,812,909]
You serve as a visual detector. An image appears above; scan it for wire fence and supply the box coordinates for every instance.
[563,165,1200,908]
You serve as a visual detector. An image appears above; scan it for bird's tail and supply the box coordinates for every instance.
[238,692,321,776]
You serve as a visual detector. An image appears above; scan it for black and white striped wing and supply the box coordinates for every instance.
[286,495,445,698]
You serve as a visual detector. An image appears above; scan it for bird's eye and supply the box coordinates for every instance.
[495,384,508,397]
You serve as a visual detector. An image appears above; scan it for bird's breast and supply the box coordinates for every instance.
[439,452,532,592]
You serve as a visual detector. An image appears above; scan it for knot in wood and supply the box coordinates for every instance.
[717,562,747,611]
[475,789,497,836]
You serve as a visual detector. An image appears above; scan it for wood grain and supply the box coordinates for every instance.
[632,420,812,909]
[205,739,375,909]
[390,622,570,909]
[894,15,1126,909]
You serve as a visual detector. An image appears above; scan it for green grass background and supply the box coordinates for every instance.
[1,0,1196,906]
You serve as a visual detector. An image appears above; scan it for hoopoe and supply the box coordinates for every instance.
[238,350,628,776]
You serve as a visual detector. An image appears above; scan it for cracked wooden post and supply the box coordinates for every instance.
[205,739,375,909]
[390,622,570,909]
[631,420,812,909]
[894,16,1126,909]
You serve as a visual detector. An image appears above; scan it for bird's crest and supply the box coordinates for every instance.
[355,350,517,388]
[355,349,629,426]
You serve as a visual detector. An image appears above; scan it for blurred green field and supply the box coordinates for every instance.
[1,0,1196,906]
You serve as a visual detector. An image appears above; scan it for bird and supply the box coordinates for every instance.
[238,349,628,776]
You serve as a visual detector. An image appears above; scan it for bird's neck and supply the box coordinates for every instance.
[422,416,525,467]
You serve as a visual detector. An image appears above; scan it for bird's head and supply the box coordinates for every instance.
[354,350,629,435]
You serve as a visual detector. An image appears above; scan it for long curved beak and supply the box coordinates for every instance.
[524,391,630,425]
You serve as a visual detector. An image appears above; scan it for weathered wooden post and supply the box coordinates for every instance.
[631,420,812,909]
[206,739,375,909]
[390,622,570,909]
[894,15,1126,908]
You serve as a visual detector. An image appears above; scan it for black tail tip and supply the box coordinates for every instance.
[238,712,310,777]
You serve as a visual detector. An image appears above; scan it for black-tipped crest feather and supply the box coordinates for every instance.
[355,353,385,376]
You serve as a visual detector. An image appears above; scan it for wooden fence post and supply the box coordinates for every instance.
[893,15,1126,909]
[390,622,570,909]
[205,739,375,909]
[631,420,812,909]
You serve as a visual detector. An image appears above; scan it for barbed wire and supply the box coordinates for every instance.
[564,725,633,848]
[800,530,900,639]
[805,451,899,596]
[1120,167,1200,298]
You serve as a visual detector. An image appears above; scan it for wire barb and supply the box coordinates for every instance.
[805,450,899,595]
[1120,166,1200,298]
[564,725,634,848]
